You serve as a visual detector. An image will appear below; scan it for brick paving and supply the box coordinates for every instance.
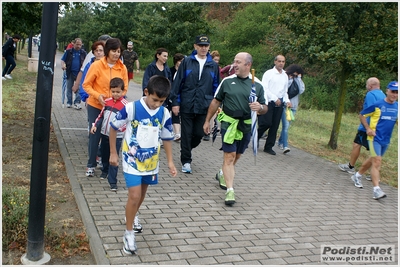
[43,49,397,264]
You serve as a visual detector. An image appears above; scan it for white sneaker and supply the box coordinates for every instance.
[351,174,363,188]
[182,163,192,173]
[123,231,137,255]
[85,167,95,177]
[338,163,355,174]
[5,74,12,79]
[124,215,143,233]
[373,188,386,200]
[2,77,6,81]
[283,147,290,154]
[74,103,82,110]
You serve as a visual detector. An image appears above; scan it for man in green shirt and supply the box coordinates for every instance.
[203,52,268,206]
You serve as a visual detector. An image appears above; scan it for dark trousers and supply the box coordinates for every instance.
[87,105,102,168]
[100,135,122,185]
[2,55,16,76]
[257,101,284,150]
[66,74,81,105]
[180,112,206,164]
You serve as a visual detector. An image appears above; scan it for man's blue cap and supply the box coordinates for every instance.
[387,81,398,91]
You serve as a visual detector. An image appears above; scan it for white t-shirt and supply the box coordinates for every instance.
[195,55,206,80]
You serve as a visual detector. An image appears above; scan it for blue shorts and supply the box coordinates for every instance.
[220,128,251,154]
[368,140,388,157]
[124,172,158,188]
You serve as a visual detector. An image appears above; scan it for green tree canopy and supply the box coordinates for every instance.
[274,2,398,149]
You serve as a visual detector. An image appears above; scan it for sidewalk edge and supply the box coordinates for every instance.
[51,112,110,265]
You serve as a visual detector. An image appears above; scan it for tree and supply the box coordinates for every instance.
[274,2,398,149]
[134,2,211,55]
[2,2,42,45]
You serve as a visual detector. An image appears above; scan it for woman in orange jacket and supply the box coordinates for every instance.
[83,38,128,177]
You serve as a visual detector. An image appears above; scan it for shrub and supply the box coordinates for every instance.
[2,186,29,250]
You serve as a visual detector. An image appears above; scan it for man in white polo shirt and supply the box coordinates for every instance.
[258,55,291,155]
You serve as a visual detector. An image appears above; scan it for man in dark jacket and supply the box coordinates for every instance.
[61,38,87,109]
[2,34,21,80]
[170,34,220,173]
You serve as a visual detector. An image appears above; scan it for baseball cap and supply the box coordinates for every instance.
[98,34,111,41]
[195,35,210,45]
[387,81,398,91]
[127,41,133,46]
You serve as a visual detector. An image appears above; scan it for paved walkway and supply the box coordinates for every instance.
[43,49,397,265]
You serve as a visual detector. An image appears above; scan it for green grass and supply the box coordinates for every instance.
[287,109,398,187]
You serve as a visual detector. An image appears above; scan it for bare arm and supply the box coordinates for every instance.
[72,71,83,93]
[161,140,177,177]
[359,114,375,136]
[203,98,221,135]
[109,127,119,166]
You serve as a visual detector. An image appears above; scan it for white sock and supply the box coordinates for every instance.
[227,188,233,192]
[355,172,362,178]
[373,186,380,192]
[125,229,134,234]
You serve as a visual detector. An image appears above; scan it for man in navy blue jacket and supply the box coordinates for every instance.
[61,38,87,109]
[170,34,220,174]
[2,34,21,80]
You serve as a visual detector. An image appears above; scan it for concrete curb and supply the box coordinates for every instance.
[51,112,109,265]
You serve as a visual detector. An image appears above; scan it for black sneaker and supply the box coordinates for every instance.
[110,184,118,191]
[263,148,276,155]
[203,134,210,141]
[100,172,107,180]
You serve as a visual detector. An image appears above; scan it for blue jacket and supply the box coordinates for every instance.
[170,50,220,114]
[79,57,95,102]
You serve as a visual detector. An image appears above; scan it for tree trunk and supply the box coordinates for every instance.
[328,67,349,149]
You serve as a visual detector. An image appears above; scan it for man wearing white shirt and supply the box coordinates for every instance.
[258,55,291,155]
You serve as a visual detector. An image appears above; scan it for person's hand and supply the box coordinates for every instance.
[90,126,97,134]
[286,101,292,108]
[249,101,262,112]
[366,128,376,137]
[275,98,282,107]
[109,153,119,166]
[72,83,79,93]
[98,94,106,106]
[168,162,177,177]
[172,106,180,116]
[62,64,66,70]
[203,121,210,135]
[136,69,140,73]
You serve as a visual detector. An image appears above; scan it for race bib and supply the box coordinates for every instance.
[136,124,159,148]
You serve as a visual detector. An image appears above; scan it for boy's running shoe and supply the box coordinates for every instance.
[124,215,143,233]
[134,215,143,233]
[123,231,137,255]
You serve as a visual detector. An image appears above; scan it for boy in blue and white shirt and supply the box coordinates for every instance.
[109,75,177,255]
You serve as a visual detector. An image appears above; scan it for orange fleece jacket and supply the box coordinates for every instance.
[83,57,128,110]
